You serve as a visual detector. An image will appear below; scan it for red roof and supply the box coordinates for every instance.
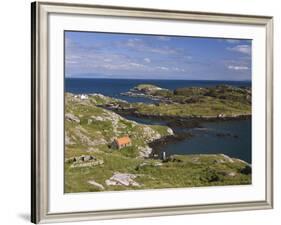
[115,136,131,146]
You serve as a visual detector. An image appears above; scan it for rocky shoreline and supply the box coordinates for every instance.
[121,91,169,102]
[101,83,252,126]
[105,106,251,127]
[101,106,251,160]
[148,131,193,158]
[65,91,252,192]
[131,110,252,122]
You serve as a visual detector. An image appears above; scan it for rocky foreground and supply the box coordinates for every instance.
[65,92,251,193]
[65,93,173,158]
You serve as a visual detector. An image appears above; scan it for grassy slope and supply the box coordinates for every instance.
[133,98,250,117]
[135,84,160,89]
[65,92,251,193]
[65,153,251,193]
[130,85,251,117]
[65,93,170,157]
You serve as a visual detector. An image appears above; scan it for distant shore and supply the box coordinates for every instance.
[106,107,251,124]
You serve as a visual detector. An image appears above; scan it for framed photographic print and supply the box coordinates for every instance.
[31,1,273,223]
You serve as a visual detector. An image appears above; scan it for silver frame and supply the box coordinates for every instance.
[31,1,274,223]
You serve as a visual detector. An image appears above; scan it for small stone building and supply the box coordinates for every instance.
[80,94,88,100]
[113,136,132,149]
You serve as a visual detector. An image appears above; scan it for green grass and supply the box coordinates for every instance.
[64,92,251,193]
[65,153,251,193]
[135,84,160,90]
[126,84,251,117]
[132,98,251,117]
[65,93,171,151]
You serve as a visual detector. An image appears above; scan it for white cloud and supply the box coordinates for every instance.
[225,39,240,44]
[157,66,169,71]
[144,58,151,63]
[173,67,185,72]
[129,62,145,68]
[227,45,251,55]
[126,38,142,47]
[66,60,78,64]
[157,36,171,41]
[120,38,180,55]
[65,55,81,65]
[228,65,249,70]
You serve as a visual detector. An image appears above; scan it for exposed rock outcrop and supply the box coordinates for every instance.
[73,126,107,146]
[66,155,104,168]
[65,93,174,158]
[137,146,153,158]
[65,113,80,123]
[105,172,140,187]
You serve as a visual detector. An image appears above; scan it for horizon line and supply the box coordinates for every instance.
[65,77,251,82]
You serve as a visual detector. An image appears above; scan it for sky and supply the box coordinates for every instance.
[65,31,252,81]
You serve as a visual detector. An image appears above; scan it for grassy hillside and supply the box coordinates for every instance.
[65,92,251,193]
[132,98,250,117]
[121,84,251,117]
[65,93,172,158]
[65,152,251,193]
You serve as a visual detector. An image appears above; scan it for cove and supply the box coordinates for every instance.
[122,114,251,164]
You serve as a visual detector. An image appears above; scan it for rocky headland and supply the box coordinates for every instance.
[64,88,252,193]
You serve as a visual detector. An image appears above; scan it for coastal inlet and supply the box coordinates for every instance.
[64,79,252,192]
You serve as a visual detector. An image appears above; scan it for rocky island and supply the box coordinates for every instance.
[65,84,252,193]
[120,83,251,119]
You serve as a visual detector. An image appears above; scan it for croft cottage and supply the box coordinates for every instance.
[113,136,132,149]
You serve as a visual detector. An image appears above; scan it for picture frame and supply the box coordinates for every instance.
[31,1,273,223]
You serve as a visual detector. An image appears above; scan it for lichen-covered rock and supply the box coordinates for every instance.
[66,155,104,168]
[70,159,104,168]
[219,154,234,163]
[65,132,74,145]
[141,126,161,142]
[65,92,173,158]
[137,146,152,158]
[73,126,107,146]
[105,172,140,187]
[228,172,237,177]
[166,128,174,135]
[65,113,80,123]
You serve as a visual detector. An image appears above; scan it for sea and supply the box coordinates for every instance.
[65,78,252,163]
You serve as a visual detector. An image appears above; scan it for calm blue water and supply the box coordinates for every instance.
[65,78,251,163]
[122,115,251,163]
[165,120,251,163]
[65,78,251,103]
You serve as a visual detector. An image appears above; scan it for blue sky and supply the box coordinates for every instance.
[65,31,251,81]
